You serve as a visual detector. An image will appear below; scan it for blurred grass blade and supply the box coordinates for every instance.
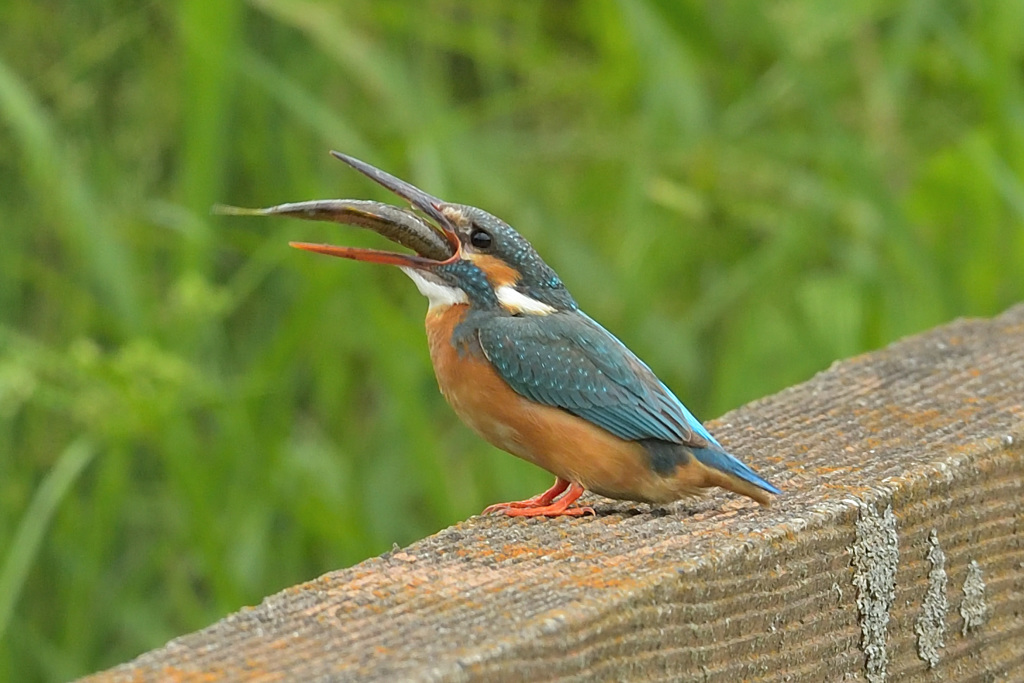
[178,0,243,270]
[0,58,142,334]
[0,439,95,643]
[238,50,367,154]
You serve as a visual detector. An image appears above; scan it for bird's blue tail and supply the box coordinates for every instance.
[692,447,782,496]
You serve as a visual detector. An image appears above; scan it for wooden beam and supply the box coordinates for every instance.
[85,304,1024,682]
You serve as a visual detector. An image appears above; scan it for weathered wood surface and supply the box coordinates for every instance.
[86,305,1024,682]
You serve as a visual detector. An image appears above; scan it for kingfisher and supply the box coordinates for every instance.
[227,152,781,517]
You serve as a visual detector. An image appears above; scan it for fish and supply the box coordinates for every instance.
[213,198,455,261]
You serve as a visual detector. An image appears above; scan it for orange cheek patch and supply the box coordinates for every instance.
[465,253,521,289]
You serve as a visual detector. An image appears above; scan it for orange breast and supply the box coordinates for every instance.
[423,306,706,503]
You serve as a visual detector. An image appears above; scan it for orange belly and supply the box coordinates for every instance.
[424,306,709,503]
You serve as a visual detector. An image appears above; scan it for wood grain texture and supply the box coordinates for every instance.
[84,304,1024,682]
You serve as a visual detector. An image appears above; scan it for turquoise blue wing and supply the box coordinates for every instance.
[473,311,719,447]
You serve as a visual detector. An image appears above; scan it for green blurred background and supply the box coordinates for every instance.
[2,0,1022,679]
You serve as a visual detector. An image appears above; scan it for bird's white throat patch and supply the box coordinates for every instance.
[400,268,469,310]
[400,268,555,315]
[496,285,556,315]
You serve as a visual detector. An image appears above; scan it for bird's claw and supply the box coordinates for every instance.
[482,496,551,514]
[502,504,595,518]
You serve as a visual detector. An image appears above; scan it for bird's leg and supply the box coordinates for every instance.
[493,481,595,518]
[482,477,570,514]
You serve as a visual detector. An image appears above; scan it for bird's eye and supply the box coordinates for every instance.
[469,228,493,250]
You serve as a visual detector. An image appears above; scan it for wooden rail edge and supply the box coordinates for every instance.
[85,304,1024,682]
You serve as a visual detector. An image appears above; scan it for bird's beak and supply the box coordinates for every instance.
[214,152,460,269]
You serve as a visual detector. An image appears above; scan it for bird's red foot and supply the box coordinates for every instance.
[483,477,569,513]
[503,501,595,517]
[483,479,594,517]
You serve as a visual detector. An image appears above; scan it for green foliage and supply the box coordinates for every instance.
[2,0,1022,679]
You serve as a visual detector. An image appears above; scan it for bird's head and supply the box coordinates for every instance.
[290,152,577,316]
